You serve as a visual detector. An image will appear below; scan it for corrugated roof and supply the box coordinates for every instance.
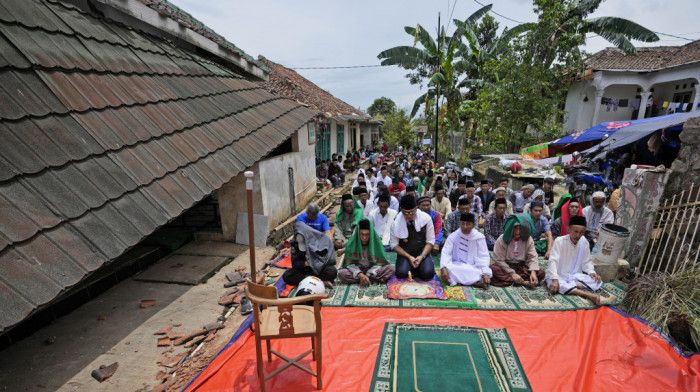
[257,55,372,121]
[586,39,700,71]
[0,0,317,332]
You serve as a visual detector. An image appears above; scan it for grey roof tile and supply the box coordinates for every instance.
[0,0,317,333]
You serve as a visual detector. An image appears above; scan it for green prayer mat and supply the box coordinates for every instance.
[370,323,532,392]
[313,252,627,310]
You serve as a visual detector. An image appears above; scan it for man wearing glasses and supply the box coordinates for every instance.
[390,196,436,281]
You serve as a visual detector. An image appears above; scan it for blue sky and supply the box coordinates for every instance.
[170,0,700,113]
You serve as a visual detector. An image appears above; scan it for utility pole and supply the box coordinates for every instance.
[434,13,440,163]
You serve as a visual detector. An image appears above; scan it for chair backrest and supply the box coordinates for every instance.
[246,278,278,300]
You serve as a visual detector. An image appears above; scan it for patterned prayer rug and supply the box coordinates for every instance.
[386,276,446,300]
[370,323,532,392]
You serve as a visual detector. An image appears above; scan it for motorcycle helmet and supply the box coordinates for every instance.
[296,276,325,297]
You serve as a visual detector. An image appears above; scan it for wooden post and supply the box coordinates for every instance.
[245,171,256,276]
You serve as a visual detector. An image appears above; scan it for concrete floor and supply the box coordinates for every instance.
[0,241,274,392]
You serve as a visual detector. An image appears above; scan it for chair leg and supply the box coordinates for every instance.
[311,337,316,360]
[316,334,322,390]
[266,339,272,362]
[255,337,266,392]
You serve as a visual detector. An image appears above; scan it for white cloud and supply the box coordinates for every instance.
[169,0,700,112]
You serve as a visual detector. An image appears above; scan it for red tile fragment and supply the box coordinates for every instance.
[166,331,185,339]
[153,325,172,335]
[140,299,156,308]
[157,337,170,347]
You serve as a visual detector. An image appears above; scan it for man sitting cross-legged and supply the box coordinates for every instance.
[440,212,492,288]
[546,215,603,305]
[338,219,395,286]
[391,195,435,281]
[490,214,545,289]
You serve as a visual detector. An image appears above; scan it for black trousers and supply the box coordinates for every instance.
[282,265,338,286]
[395,255,435,281]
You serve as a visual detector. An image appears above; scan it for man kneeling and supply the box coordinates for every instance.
[391,195,436,281]
[440,212,491,288]
[282,222,338,288]
[490,214,545,288]
[338,219,395,286]
[546,216,603,304]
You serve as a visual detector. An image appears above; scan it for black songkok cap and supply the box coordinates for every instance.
[400,195,417,210]
[406,185,415,192]
[460,212,477,223]
[458,177,466,185]
[434,184,444,192]
[378,194,391,203]
[458,198,470,206]
[342,194,353,202]
[569,215,587,227]
[481,179,489,185]
[352,187,360,195]
[358,188,368,195]
[466,181,475,188]
[358,219,371,230]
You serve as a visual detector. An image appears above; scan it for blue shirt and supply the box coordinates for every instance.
[297,213,330,232]
[428,209,444,245]
[531,215,550,240]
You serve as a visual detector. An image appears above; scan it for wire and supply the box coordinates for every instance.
[471,0,525,24]
[290,65,384,70]
[653,31,695,41]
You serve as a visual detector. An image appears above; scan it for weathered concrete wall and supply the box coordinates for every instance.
[616,167,671,266]
[217,125,316,239]
[259,152,315,230]
[665,117,700,197]
[217,162,264,241]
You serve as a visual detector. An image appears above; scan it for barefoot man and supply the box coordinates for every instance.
[546,215,603,304]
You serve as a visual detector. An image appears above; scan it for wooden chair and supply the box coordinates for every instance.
[245,279,328,391]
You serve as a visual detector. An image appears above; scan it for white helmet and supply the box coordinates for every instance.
[296,276,326,296]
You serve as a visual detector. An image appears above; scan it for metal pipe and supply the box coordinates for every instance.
[245,171,256,277]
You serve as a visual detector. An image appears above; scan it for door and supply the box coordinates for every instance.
[315,120,331,161]
[337,124,345,154]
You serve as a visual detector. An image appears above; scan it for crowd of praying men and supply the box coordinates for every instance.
[286,148,616,305]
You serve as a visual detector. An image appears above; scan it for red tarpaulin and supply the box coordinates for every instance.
[185,306,699,391]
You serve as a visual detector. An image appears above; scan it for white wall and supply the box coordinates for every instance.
[258,125,316,230]
[594,84,639,124]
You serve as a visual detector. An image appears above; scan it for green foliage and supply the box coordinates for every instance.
[462,0,659,153]
[382,108,415,150]
[367,97,397,118]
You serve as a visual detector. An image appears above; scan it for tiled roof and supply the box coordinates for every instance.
[257,56,371,121]
[0,0,317,332]
[586,39,700,71]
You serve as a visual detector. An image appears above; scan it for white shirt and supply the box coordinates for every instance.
[390,209,435,249]
[377,174,393,188]
[546,235,595,281]
[358,199,375,218]
[389,195,399,212]
[369,208,397,244]
[581,206,614,231]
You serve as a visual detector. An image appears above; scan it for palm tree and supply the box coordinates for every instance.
[528,0,659,68]
[377,5,492,126]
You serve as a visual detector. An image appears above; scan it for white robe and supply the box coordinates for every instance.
[368,208,397,246]
[546,235,602,294]
[440,229,492,286]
